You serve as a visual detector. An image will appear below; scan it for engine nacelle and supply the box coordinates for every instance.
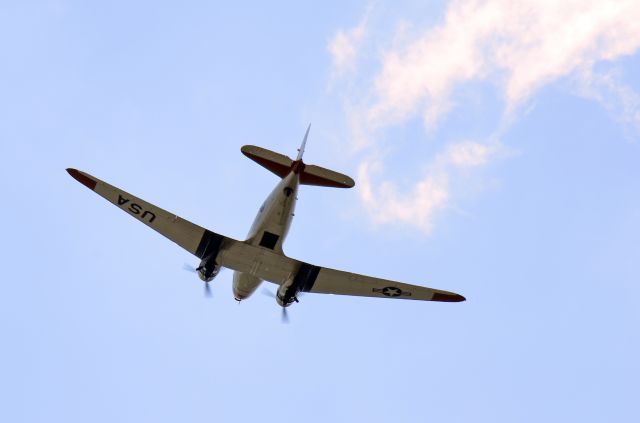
[197,259,221,282]
[276,282,299,308]
[274,263,320,307]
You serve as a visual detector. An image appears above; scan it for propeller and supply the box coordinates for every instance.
[262,287,290,324]
[183,263,211,298]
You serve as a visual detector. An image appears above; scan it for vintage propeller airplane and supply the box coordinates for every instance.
[67,125,465,321]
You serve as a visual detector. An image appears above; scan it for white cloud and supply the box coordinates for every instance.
[356,140,499,233]
[357,156,450,233]
[576,68,640,137]
[329,0,640,234]
[370,0,640,129]
[327,18,367,76]
[446,141,495,168]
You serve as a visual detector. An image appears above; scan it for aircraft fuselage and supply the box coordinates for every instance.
[232,168,301,300]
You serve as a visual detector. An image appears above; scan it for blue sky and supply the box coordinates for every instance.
[2,1,639,422]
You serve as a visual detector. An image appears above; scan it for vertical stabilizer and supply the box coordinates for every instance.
[297,123,311,161]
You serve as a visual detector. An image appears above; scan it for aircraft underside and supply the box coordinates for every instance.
[66,125,465,323]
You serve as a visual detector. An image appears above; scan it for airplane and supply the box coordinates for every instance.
[67,125,465,321]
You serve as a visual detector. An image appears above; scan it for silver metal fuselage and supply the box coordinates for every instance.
[232,171,300,300]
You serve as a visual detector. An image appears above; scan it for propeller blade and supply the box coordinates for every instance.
[262,287,276,298]
[183,263,197,273]
[204,282,212,298]
[263,287,290,323]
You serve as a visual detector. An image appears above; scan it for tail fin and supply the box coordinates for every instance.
[296,123,311,160]
[241,125,355,189]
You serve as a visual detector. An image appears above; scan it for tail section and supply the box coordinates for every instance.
[241,125,355,189]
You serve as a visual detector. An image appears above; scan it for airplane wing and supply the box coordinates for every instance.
[66,168,232,260]
[218,244,464,302]
[217,243,464,302]
[67,168,464,302]
[301,266,465,302]
[66,168,298,281]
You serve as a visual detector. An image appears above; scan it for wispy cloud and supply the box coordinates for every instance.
[575,67,640,137]
[358,157,450,233]
[329,0,640,234]
[369,0,640,129]
[327,15,368,77]
[357,139,498,232]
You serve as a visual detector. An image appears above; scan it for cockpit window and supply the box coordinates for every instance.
[283,187,294,197]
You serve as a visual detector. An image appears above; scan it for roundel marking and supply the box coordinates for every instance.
[382,286,402,297]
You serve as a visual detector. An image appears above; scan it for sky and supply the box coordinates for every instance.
[1,1,639,422]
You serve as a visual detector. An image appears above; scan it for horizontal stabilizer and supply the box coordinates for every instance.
[241,145,354,188]
[300,164,354,188]
[241,145,293,178]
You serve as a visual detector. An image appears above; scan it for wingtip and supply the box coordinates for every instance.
[432,292,466,302]
[66,168,97,190]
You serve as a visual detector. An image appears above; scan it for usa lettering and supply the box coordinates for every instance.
[118,195,156,223]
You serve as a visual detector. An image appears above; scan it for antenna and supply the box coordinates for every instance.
[296,123,311,161]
